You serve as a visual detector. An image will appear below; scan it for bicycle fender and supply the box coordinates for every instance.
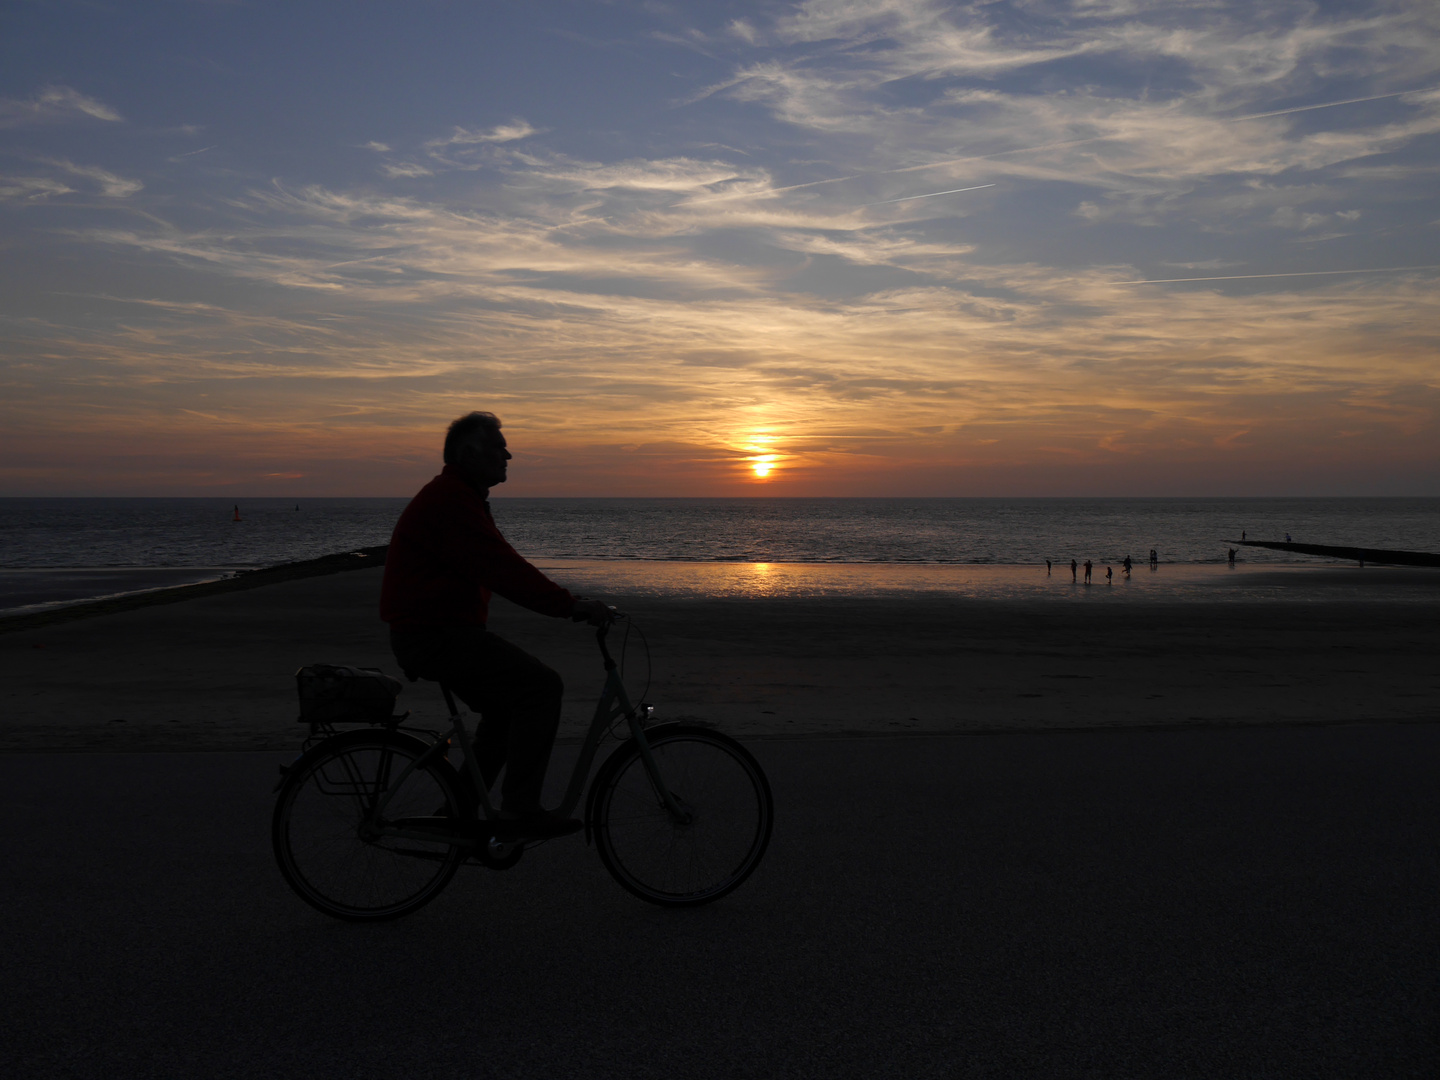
[292,726,434,764]
[279,728,458,797]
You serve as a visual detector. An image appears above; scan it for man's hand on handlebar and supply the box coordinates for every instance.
[571,598,616,626]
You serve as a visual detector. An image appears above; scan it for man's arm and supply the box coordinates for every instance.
[570,598,613,626]
[444,499,583,618]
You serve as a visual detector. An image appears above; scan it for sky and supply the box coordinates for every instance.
[1,0,1437,497]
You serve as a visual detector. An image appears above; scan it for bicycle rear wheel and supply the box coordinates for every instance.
[273,730,466,921]
[590,724,773,906]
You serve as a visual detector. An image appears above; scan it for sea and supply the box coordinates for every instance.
[2,496,1438,612]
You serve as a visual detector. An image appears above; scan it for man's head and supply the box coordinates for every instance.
[444,411,511,490]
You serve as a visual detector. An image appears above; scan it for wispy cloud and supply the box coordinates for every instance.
[691,0,1440,214]
[0,175,75,201]
[380,161,433,179]
[424,119,539,151]
[42,159,143,198]
[0,85,123,127]
[52,167,1440,484]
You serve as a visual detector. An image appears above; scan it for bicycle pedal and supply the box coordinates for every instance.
[393,816,495,843]
[491,813,583,840]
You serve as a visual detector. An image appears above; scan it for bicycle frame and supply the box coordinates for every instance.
[370,620,689,843]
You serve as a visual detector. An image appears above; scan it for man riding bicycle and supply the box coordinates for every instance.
[380,411,610,839]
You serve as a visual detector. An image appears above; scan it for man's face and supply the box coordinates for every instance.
[459,429,511,489]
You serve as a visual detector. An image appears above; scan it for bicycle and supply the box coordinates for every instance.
[271,614,774,921]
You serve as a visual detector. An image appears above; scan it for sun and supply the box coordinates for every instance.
[749,453,778,480]
[752,461,772,478]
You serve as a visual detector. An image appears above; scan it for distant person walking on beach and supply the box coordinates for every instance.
[1228,548,1236,566]
[380,411,611,839]
[1046,559,1052,575]
[1083,560,1092,584]
[1070,559,1078,581]
[1105,566,1113,584]
[1149,549,1157,566]
[1123,555,1132,576]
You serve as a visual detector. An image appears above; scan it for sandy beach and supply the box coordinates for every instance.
[0,564,1435,751]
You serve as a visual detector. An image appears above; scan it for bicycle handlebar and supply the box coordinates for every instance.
[571,602,623,626]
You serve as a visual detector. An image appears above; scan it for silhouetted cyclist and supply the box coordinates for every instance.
[381,411,609,839]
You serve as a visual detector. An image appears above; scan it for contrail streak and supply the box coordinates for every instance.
[1111,265,1440,284]
[1229,88,1435,122]
[870,183,996,205]
[886,136,1112,176]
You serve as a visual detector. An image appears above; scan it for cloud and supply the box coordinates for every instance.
[424,119,539,151]
[0,175,75,201]
[693,0,1440,217]
[1270,205,1330,231]
[0,85,123,127]
[0,160,140,201]
[380,162,433,179]
[56,167,1440,450]
[418,120,545,172]
[42,159,143,198]
[523,153,767,195]
[727,18,759,45]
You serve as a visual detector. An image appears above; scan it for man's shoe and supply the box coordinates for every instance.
[493,809,582,840]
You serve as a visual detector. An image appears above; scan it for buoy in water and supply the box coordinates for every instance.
[232,505,241,523]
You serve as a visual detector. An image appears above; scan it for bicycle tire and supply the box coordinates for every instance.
[589,724,773,907]
[272,729,466,921]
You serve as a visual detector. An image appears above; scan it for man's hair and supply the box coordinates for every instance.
[443,411,502,464]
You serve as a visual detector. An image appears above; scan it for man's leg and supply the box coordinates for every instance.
[461,632,564,815]
[390,626,563,814]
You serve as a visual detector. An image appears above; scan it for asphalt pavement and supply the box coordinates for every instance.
[2,723,1437,1079]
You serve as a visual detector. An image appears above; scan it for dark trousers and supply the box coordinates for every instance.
[389,626,563,814]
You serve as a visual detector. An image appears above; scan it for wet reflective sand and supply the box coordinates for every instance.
[1,566,1436,751]
[537,558,1440,603]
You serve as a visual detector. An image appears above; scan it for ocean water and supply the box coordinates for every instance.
[2,496,1438,611]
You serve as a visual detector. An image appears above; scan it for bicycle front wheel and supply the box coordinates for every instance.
[273,730,466,921]
[590,724,773,906]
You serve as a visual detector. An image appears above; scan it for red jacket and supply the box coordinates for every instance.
[380,465,575,630]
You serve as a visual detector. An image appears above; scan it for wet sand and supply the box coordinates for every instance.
[0,566,1435,751]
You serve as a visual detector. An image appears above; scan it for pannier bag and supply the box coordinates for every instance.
[296,664,403,724]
